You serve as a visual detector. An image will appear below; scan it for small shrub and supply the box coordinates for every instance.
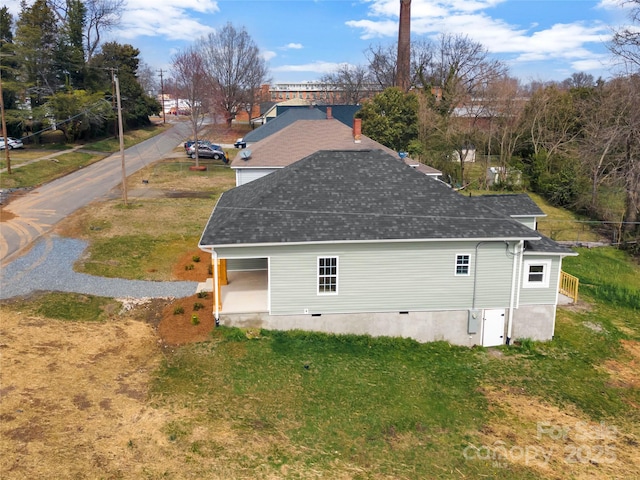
[191,314,200,325]
[185,264,194,271]
[207,264,213,275]
[173,306,184,315]
[192,255,201,263]
[197,291,208,299]
[193,302,204,311]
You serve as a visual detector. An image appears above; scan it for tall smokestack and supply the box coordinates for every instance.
[396,0,411,92]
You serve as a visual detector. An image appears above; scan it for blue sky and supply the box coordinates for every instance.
[5,0,633,84]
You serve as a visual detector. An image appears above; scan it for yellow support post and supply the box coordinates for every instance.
[219,259,228,285]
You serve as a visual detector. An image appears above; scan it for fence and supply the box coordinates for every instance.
[560,271,579,303]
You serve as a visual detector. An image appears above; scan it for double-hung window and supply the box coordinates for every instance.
[455,254,470,276]
[523,260,551,288]
[318,257,338,294]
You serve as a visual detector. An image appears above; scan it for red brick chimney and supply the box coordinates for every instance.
[397,0,411,92]
[353,118,362,143]
[326,106,333,119]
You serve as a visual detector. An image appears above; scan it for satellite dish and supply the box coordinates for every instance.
[240,149,252,160]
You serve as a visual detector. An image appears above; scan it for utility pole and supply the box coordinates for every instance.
[113,72,128,206]
[158,69,166,124]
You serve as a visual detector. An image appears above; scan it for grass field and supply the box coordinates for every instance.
[1,151,638,478]
[142,247,639,477]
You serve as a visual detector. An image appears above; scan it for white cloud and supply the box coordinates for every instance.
[262,50,277,61]
[344,19,398,39]
[283,43,304,50]
[347,0,613,77]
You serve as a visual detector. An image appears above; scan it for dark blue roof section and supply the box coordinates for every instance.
[243,107,326,143]
[277,105,361,128]
[200,149,542,247]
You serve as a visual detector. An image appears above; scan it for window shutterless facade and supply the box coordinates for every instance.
[523,260,551,288]
[318,256,338,294]
[455,254,470,276]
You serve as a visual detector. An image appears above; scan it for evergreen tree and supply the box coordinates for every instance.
[57,0,87,89]
[356,87,419,152]
[14,0,60,106]
[90,42,160,127]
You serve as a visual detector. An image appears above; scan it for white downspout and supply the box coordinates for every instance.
[506,240,523,345]
[212,249,220,326]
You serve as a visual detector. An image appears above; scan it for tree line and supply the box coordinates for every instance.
[0,0,160,143]
[329,9,640,248]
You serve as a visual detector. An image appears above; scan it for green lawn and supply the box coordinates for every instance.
[0,152,106,189]
[147,247,640,478]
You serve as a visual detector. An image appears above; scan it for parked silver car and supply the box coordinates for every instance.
[187,143,228,162]
[0,137,24,150]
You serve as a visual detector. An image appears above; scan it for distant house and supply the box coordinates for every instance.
[276,104,362,128]
[231,116,441,186]
[199,150,576,347]
[242,107,327,144]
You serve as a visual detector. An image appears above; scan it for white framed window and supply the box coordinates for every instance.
[455,254,471,276]
[318,256,338,295]
[523,260,551,288]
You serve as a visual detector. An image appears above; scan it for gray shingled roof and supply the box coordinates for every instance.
[525,235,577,255]
[473,194,546,217]
[201,150,542,247]
[243,107,327,143]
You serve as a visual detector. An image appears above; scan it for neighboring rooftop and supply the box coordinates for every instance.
[277,104,361,128]
[201,150,541,247]
[243,107,326,143]
[234,119,391,167]
[231,118,441,177]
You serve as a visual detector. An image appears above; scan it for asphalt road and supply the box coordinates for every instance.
[0,121,191,264]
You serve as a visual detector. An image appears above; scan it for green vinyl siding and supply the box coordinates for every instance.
[518,256,562,305]
[215,241,519,315]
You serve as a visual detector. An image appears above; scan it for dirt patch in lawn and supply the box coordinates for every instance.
[604,340,640,389]
[155,249,215,346]
[0,307,184,479]
[477,386,639,479]
[157,293,215,346]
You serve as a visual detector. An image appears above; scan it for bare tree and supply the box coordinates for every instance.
[136,61,157,96]
[365,39,434,90]
[47,0,124,61]
[521,86,580,165]
[610,0,640,70]
[484,76,527,188]
[615,74,640,237]
[576,81,629,213]
[320,64,372,104]
[171,46,212,168]
[198,23,269,126]
[416,34,508,184]
[366,43,397,88]
[561,72,596,89]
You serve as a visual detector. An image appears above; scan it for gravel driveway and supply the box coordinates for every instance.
[0,236,198,300]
